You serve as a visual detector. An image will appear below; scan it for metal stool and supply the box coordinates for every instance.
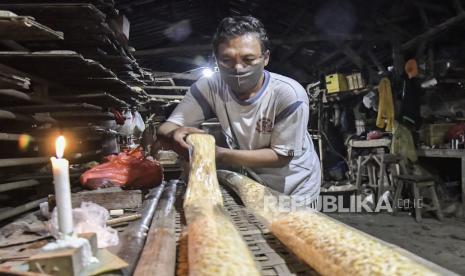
[392,174,443,222]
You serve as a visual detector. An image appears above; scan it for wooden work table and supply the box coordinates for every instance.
[417,148,465,218]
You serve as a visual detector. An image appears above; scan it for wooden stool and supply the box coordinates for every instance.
[392,174,443,222]
[355,153,400,206]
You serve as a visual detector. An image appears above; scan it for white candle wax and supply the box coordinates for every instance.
[51,156,74,236]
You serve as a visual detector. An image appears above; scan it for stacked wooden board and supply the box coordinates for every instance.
[0,0,156,223]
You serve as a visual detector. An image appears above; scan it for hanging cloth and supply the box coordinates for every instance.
[376,77,395,132]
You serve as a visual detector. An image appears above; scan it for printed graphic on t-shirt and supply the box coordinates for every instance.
[255,117,274,133]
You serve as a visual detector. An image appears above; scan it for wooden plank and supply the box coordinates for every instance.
[49,187,143,210]
[0,157,49,168]
[0,179,40,193]
[134,182,177,276]
[0,197,47,221]
[115,184,165,275]
[0,110,56,123]
[0,150,101,168]
[0,16,63,41]
[0,89,31,101]
[0,4,106,22]
[6,103,102,113]
[52,92,129,107]
[49,111,115,120]
[0,51,117,80]
[0,133,37,142]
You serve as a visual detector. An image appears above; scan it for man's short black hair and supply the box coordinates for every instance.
[212,16,269,56]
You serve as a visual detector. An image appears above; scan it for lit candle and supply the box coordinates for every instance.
[50,136,74,237]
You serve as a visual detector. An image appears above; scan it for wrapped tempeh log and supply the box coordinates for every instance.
[184,134,260,276]
[218,170,451,276]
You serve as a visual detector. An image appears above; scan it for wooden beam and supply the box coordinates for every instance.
[413,1,430,28]
[135,34,387,57]
[402,12,465,50]
[376,18,412,40]
[315,49,342,66]
[367,49,387,75]
[135,45,212,57]
[413,1,450,13]
[340,45,365,69]
[453,0,464,14]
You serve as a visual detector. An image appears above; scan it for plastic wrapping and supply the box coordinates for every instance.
[49,202,119,248]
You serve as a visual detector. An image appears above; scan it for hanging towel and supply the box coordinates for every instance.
[376,77,395,132]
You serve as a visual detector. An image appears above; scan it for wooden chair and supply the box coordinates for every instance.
[392,161,443,222]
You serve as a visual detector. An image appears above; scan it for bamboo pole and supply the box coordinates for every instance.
[184,134,259,276]
[218,170,455,276]
[106,214,142,226]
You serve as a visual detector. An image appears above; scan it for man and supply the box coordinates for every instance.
[158,16,321,204]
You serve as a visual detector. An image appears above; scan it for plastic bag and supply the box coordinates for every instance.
[117,110,135,136]
[133,111,145,138]
[49,202,119,248]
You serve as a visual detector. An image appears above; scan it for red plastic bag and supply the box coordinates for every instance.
[80,148,163,190]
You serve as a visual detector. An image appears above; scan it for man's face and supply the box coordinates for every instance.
[216,34,269,70]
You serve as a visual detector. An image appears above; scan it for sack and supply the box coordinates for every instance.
[80,148,163,190]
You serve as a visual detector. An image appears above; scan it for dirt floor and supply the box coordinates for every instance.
[328,212,465,275]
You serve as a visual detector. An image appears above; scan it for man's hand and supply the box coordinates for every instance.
[157,122,205,159]
[172,126,205,150]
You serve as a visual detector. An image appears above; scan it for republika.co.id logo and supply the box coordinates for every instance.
[264,195,423,213]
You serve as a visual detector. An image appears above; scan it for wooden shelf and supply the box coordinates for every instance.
[324,86,376,103]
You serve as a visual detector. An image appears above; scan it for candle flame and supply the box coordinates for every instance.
[55,135,66,158]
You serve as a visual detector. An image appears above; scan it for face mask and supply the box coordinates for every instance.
[219,61,265,95]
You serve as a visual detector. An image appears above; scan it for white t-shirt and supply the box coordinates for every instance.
[168,70,321,201]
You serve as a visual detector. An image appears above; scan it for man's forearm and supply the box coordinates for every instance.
[216,147,292,168]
